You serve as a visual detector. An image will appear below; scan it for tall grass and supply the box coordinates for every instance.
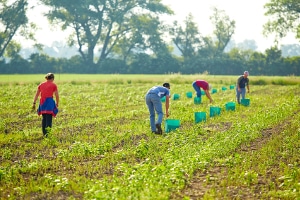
[0,74,299,199]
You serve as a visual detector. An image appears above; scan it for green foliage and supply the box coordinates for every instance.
[0,75,299,199]
[263,0,300,41]
[0,0,29,57]
[170,14,202,60]
[210,7,235,54]
[107,79,124,85]
[251,79,267,85]
[271,79,299,85]
[40,0,173,65]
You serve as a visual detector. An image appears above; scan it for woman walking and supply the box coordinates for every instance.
[32,73,59,137]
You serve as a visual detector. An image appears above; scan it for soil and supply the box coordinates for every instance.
[170,109,299,200]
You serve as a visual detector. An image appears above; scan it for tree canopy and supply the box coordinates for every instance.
[264,0,300,41]
[0,1,299,76]
[40,0,173,66]
[0,0,29,58]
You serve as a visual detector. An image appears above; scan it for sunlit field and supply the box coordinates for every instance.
[0,74,299,199]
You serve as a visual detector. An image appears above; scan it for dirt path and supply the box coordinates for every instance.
[171,109,299,200]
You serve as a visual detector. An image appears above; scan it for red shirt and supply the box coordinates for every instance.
[38,81,57,104]
[195,80,209,90]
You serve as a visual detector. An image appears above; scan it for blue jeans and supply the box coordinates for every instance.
[236,88,246,103]
[192,81,202,98]
[145,93,163,132]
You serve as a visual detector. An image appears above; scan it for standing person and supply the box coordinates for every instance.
[32,73,59,137]
[192,80,213,103]
[236,71,250,104]
[145,83,170,134]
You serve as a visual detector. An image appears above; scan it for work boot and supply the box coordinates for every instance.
[156,124,162,134]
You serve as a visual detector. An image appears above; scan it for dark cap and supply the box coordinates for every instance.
[45,73,54,80]
[163,82,170,88]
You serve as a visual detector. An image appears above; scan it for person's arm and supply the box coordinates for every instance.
[32,89,40,110]
[237,76,242,91]
[54,90,59,107]
[205,90,213,103]
[247,83,250,93]
[165,95,169,117]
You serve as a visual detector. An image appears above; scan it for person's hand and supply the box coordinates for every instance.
[166,111,169,118]
[56,103,59,108]
[210,100,214,103]
[248,90,250,93]
[238,88,241,92]
[32,104,36,111]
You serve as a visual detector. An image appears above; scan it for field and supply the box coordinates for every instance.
[0,74,300,200]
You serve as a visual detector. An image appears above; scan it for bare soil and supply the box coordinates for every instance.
[171,109,299,200]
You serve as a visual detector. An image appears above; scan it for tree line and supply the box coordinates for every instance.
[0,0,299,75]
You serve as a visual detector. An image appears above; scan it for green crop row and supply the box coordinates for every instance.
[0,75,299,199]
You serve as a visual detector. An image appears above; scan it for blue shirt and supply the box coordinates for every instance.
[147,86,170,98]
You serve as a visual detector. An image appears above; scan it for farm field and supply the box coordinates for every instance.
[0,74,300,199]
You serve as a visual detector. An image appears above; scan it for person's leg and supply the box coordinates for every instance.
[152,96,164,134]
[236,88,241,104]
[153,97,163,124]
[241,88,246,99]
[42,114,47,135]
[192,82,202,98]
[44,114,53,136]
[152,96,163,134]
[146,95,156,132]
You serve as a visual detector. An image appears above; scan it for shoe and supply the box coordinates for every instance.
[152,131,162,135]
[156,124,162,134]
[152,131,161,135]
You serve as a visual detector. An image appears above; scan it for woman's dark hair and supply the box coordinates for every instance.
[163,82,170,88]
[45,73,54,80]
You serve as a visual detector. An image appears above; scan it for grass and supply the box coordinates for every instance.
[1,74,300,85]
[0,74,299,199]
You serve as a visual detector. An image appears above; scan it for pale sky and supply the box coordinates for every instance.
[21,0,298,52]
[162,0,298,51]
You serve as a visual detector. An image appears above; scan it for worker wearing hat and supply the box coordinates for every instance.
[145,83,170,134]
[236,71,250,104]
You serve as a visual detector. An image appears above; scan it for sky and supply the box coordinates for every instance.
[161,0,298,51]
[22,0,298,52]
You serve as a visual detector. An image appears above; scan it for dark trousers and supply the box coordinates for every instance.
[42,114,53,136]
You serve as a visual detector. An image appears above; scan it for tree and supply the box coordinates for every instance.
[40,0,173,66]
[247,51,266,75]
[264,46,283,75]
[192,7,235,74]
[29,53,56,73]
[0,0,29,58]
[283,56,300,75]
[5,40,22,59]
[209,7,235,55]
[169,13,203,61]
[264,0,300,41]
[112,14,171,65]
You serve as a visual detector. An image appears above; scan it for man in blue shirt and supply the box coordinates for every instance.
[145,83,170,134]
[236,71,250,104]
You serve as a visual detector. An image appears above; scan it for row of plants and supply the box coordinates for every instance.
[0,76,299,199]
